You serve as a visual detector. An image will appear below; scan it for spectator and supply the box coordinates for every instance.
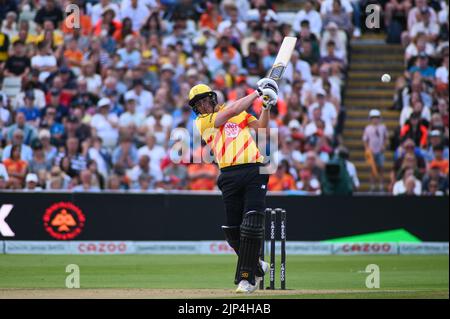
[120,0,150,32]
[393,167,422,195]
[31,41,58,82]
[28,143,51,175]
[72,169,101,192]
[24,173,42,191]
[17,91,40,128]
[4,40,30,77]
[422,130,449,161]
[428,144,449,175]
[112,136,138,170]
[322,0,353,35]
[90,98,119,148]
[55,137,87,176]
[400,112,429,148]
[2,144,27,188]
[2,129,33,162]
[422,163,449,194]
[400,175,419,196]
[127,154,159,189]
[293,0,322,37]
[296,168,321,194]
[363,109,389,192]
[38,129,57,163]
[268,161,297,191]
[34,0,63,28]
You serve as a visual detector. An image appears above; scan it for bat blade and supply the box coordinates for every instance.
[268,36,297,81]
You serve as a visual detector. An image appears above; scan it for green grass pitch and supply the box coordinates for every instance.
[0,255,448,299]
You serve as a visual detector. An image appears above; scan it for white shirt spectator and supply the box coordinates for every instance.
[405,42,436,60]
[313,79,341,102]
[293,8,322,36]
[308,102,337,125]
[399,105,431,126]
[79,74,102,94]
[217,20,247,39]
[90,113,119,148]
[127,162,163,185]
[0,163,9,181]
[87,147,109,178]
[125,89,154,116]
[320,0,353,14]
[120,1,150,31]
[137,144,166,170]
[284,59,313,84]
[2,144,33,162]
[31,54,57,82]
[89,2,121,25]
[408,6,437,30]
[393,179,422,196]
[119,112,146,128]
[144,113,173,130]
[304,120,334,139]
[345,160,360,189]
[409,21,440,39]
[436,64,449,84]
[1,106,10,125]
[14,88,46,110]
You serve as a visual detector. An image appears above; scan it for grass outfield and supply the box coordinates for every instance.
[0,255,448,299]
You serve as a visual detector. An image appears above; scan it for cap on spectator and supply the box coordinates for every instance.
[222,0,237,8]
[97,97,111,108]
[429,162,441,170]
[124,91,137,102]
[24,90,35,100]
[67,115,79,123]
[186,68,198,77]
[50,88,60,96]
[288,119,301,130]
[115,61,126,69]
[409,112,420,120]
[132,79,143,87]
[430,130,441,137]
[59,65,71,73]
[26,173,38,184]
[38,129,51,139]
[369,109,381,118]
[315,88,326,96]
[161,63,175,74]
[326,22,338,30]
[420,7,430,14]
[418,52,428,59]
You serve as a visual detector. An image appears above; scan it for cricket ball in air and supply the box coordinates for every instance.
[381,74,391,83]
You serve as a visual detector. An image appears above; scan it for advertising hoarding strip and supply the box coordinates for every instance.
[1,241,449,255]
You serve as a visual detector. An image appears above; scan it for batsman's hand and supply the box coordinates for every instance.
[257,77,279,93]
[258,87,278,110]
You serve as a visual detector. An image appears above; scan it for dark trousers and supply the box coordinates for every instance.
[217,164,269,226]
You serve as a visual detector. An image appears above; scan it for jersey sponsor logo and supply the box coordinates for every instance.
[224,122,240,138]
[43,202,86,240]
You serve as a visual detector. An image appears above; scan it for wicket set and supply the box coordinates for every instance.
[260,208,287,290]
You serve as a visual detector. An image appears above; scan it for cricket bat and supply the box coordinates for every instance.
[267,36,297,82]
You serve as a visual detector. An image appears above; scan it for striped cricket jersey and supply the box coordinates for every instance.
[195,108,264,169]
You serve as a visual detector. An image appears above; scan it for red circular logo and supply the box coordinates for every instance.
[43,202,86,240]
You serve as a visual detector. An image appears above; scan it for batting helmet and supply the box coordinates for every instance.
[188,84,218,114]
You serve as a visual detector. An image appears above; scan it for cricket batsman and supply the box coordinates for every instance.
[189,78,278,293]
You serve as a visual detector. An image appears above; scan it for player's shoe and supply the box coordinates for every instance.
[255,260,269,289]
[236,280,258,294]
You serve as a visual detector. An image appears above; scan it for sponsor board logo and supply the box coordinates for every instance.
[334,243,397,254]
[78,242,128,254]
[209,242,235,254]
[43,202,85,240]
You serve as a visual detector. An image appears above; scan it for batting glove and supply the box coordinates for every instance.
[257,78,279,93]
[258,87,278,110]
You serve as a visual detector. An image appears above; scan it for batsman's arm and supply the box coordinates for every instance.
[214,91,260,128]
[249,108,270,129]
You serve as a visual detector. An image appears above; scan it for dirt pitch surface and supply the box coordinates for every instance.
[0,288,434,299]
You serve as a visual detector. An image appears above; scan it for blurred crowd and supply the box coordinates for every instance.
[0,0,358,194]
[363,0,448,195]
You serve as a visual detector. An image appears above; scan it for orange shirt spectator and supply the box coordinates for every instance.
[268,162,297,192]
[429,159,449,175]
[3,145,28,187]
[62,14,92,36]
[199,5,222,31]
[187,163,219,191]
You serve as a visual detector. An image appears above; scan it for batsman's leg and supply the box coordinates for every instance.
[235,210,265,286]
